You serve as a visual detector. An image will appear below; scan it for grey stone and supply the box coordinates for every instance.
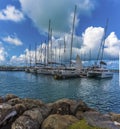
[12,115,40,129]
[41,114,79,129]
[84,111,120,129]
[23,108,43,124]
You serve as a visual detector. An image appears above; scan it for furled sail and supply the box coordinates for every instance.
[75,54,83,69]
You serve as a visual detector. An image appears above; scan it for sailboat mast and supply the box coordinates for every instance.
[55,46,56,63]
[44,40,46,65]
[70,5,77,67]
[50,28,53,65]
[29,44,31,67]
[64,36,66,62]
[59,43,61,64]
[34,43,37,66]
[97,19,108,65]
[89,49,91,65]
[47,19,51,65]
[101,19,109,61]
[25,50,28,67]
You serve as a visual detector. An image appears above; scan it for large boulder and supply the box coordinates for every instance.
[72,100,91,114]
[7,98,23,106]
[12,107,49,129]
[0,103,17,127]
[14,103,27,115]
[12,115,40,129]
[23,108,43,124]
[38,104,51,119]
[84,111,119,129]
[4,94,18,102]
[41,114,79,129]
[50,101,71,115]
[48,98,77,115]
[22,98,44,109]
[8,97,51,117]
[48,98,91,115]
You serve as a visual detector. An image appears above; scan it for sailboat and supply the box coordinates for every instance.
[54,54,83,79]
[87,20,113,78]
[87,64,113,78]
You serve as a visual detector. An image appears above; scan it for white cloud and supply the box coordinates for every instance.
[0,44,7,62]
[3,36,23,46]
[10,54,25,65]
[80,27,119,60]
[9,27,120,65]
[19,0,95,35]
[9,33,82,65]
[0,5,24,22]
[49,27,119,61]
[82,26,104,49]
[10,48,37,65]
[80,26,104,59]
[104,32,120,57]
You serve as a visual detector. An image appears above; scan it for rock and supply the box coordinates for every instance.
[22,98,44,109]
[0,96,4,103]
[50,101,71,115]
[75,111,84,120]
[38,104,51,119]
[14,103,27,115]
[12,115,40,129]
[0,103,12,109]
[4,94,18,102]
[7,98,23,106]
[0,103,17,126]
[110,112,120,123]
[41,114,79,129]
[1,96,120,129]
[8,98,45,115]
[0,122,12,129]
[84,111,119,129]
[23,108,43,124]
[53,98,77,114]
[72,100,91,114]
[49,98,91,115]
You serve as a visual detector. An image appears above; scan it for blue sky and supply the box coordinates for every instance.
[0,0,119,65]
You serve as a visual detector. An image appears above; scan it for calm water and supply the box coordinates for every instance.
[0,71,119,113]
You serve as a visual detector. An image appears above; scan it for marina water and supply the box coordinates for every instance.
[0,60,119,113]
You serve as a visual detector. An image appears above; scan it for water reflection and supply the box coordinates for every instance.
[0,71,119,113]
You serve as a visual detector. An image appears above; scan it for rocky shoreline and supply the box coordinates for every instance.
[0,94,120,129]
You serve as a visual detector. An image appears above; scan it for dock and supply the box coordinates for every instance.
[0,66,25,71]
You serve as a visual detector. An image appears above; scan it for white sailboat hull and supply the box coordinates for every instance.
[54,69,79,79]
[37,69,52,75]
[87,71,113,78]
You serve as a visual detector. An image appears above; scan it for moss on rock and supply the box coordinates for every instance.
[66,119,106,129]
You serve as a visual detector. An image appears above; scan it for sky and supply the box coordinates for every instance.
[0,0,120,66]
